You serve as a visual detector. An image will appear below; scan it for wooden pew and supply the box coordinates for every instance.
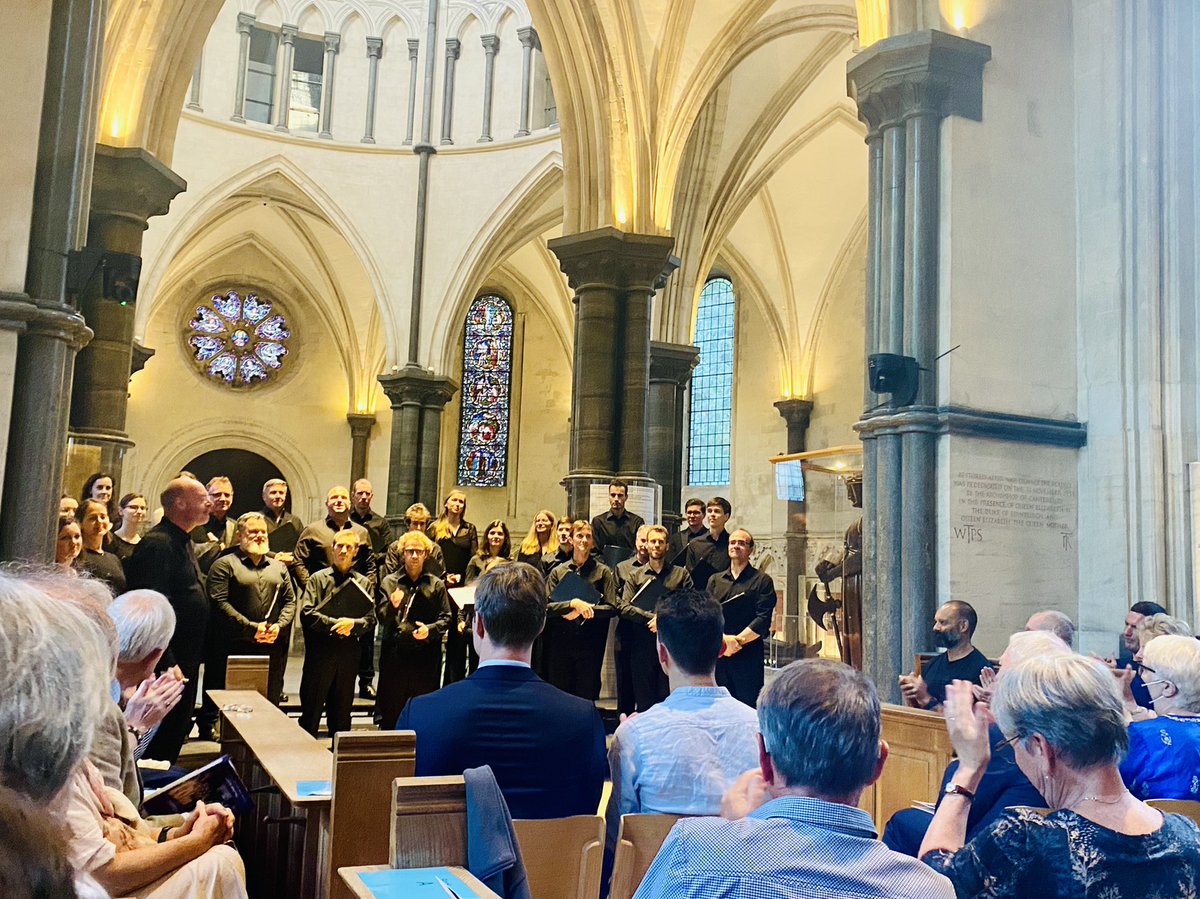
[209,689,416,899]
[609,814,682,899]
[225,655,270,696]
[513,815,604,899]
[858,703,954,831]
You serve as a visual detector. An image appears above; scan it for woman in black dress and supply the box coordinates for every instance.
[73,499,126,593]
[79,471,117,520]
[428,490,476,684]
[109,492,147,562]
[515,510,556,572]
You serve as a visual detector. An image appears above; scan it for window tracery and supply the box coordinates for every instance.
[186,291,292,388]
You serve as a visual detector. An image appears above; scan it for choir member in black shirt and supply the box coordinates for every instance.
[381,503,445,581]
[428,489,477,685]
[351,478,394,567]
[706,528,777,707]
[590,479,645,559]
[515,510,557,571]
[190,476,237,573]
[298,530,374,737]
[125,477,214,762]
[667,497,708,562]
[465,520,512,583]
[109,492,146,562]
[74,499,126,593]
[613,526,650,714]
[685,496,732,590]
[56,516,81,569]
[260,478,304,563]
[619,525,694,711]
[541,516,573,572]
[200,512,296,730]
[377,531,452,728]
[80,470,117,520]
[545,521,618,700]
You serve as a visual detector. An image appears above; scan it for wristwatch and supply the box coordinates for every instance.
[943,783,975,801]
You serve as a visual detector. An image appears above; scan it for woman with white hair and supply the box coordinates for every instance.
[1120,634,1200,800]
[920,654,1200,896]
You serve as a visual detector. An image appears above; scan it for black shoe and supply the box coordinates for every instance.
[195,726,214,743]
[359,683,376,700]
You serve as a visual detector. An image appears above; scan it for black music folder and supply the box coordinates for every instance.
[630,574,667,613]
[317,577,374,619]
[268,521,300,553]
[551,571,601,607]
[601,545,633,569]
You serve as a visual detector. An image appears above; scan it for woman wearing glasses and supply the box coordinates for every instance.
[1120,634,1200,801]
[920,654,1200,897]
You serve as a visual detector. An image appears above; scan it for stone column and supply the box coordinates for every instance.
[318,32,339,139]
[0,0,104,561]
[847,30,990,700]
[548,227,678,518]
[648,341,699,531]
[775,398,814,652]
[346,412,375,484]
[439,38,461,145]
[230,12,255,123]
[362,36,383,143]
[478,34,499,142]
[68,145,185,485]
[187,55,203,111]
[404,39,420,145]
[378,367,457,516]
[515,26,537,137]
[273,23,297,132]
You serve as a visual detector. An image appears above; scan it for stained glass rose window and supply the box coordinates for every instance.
[186,291,291,387]
[457,294,513,487]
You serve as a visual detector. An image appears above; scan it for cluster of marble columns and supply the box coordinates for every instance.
[846,31,990,701]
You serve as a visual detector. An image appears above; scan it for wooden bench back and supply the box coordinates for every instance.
[513,816,603,899]
[608,814,683,899]
[225,655,270,696]
[1147,798,1200,827]
[390,775,471,869]
[858,703,954,830]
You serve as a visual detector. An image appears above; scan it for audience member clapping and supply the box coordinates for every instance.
[1024,609,1075,647]
[1120,634,1200,800]
[920,655,1200,896]
[1118,613,1194,722]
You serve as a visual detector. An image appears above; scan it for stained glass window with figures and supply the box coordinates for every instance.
[458,294,513,487]
[186,291,291,388]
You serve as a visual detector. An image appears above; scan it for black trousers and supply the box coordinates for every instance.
[544,617,609,701]
[377,642,442,729]
[358,619,376,685]
[298,633,360,737]
[626,625,668,711]
[614,621,637,715]
[443,601,468,684]
[716,642,765,707]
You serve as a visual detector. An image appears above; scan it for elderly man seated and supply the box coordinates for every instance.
[0,570,248,898]
[1121,634,1200,800]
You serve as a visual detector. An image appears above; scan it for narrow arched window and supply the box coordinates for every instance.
[688,277,735,486]
[458,294,514,487]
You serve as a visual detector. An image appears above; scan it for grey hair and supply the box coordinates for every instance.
[1026,610,1076,647]
[1141,635,1200,713]
[758,659,880,797]
[109,590,176,664]
[236,511,268,535]
[1136,613,1193,646]
[0,573,111,801]
[991,654,1128,769]
[1003,630,1071,668]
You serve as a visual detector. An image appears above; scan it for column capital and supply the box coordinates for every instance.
[548,227,678,294]
[775,398,815,455]
[378,364,458,408]
[481,34,500,54]
[366,35,383,58]
[236,12,256,34]
[89,145,187,231]
[0,297,92,349]
[346,411,377,438]
[323,32,340,54]
[847,29,991,133]
[516,26,538,50]
[130,340,155,378]
[280,23,298,43]
[444,37,461,59]
[649,340,699,386]
[407,38,420,59]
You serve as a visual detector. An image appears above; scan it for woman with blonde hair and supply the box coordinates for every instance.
[516,510,557,571]
[428,490,476,683]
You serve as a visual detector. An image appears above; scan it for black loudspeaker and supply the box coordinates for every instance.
[101,252,141,305]
[867,353,920,406]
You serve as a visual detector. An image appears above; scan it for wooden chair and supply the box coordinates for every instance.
[513,815,603,899]
[225,655,270,696]
[1147,798,1200,826]
[858,704,954,830]
[608,814,682,899]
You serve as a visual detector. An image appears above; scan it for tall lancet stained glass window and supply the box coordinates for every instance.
[689,277,735,485]
[458,294,514,486]
[186,291,291,388]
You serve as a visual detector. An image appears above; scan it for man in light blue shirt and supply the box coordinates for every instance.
[633,659,954,899]
[606,588,759,849]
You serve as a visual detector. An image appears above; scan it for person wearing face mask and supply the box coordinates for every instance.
[200,513,296,732]
[74,499,126,593]
[110,493,147,562]
[898,601,990,713]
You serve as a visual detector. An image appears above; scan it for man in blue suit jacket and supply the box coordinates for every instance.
[396,562,607,820]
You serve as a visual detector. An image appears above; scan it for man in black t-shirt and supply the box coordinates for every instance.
[898,600,989,711]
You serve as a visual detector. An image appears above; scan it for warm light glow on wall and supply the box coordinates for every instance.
[940,0,981,31]
[615,208,627,226]
[110,117,121,138]
[855,0,890,47]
